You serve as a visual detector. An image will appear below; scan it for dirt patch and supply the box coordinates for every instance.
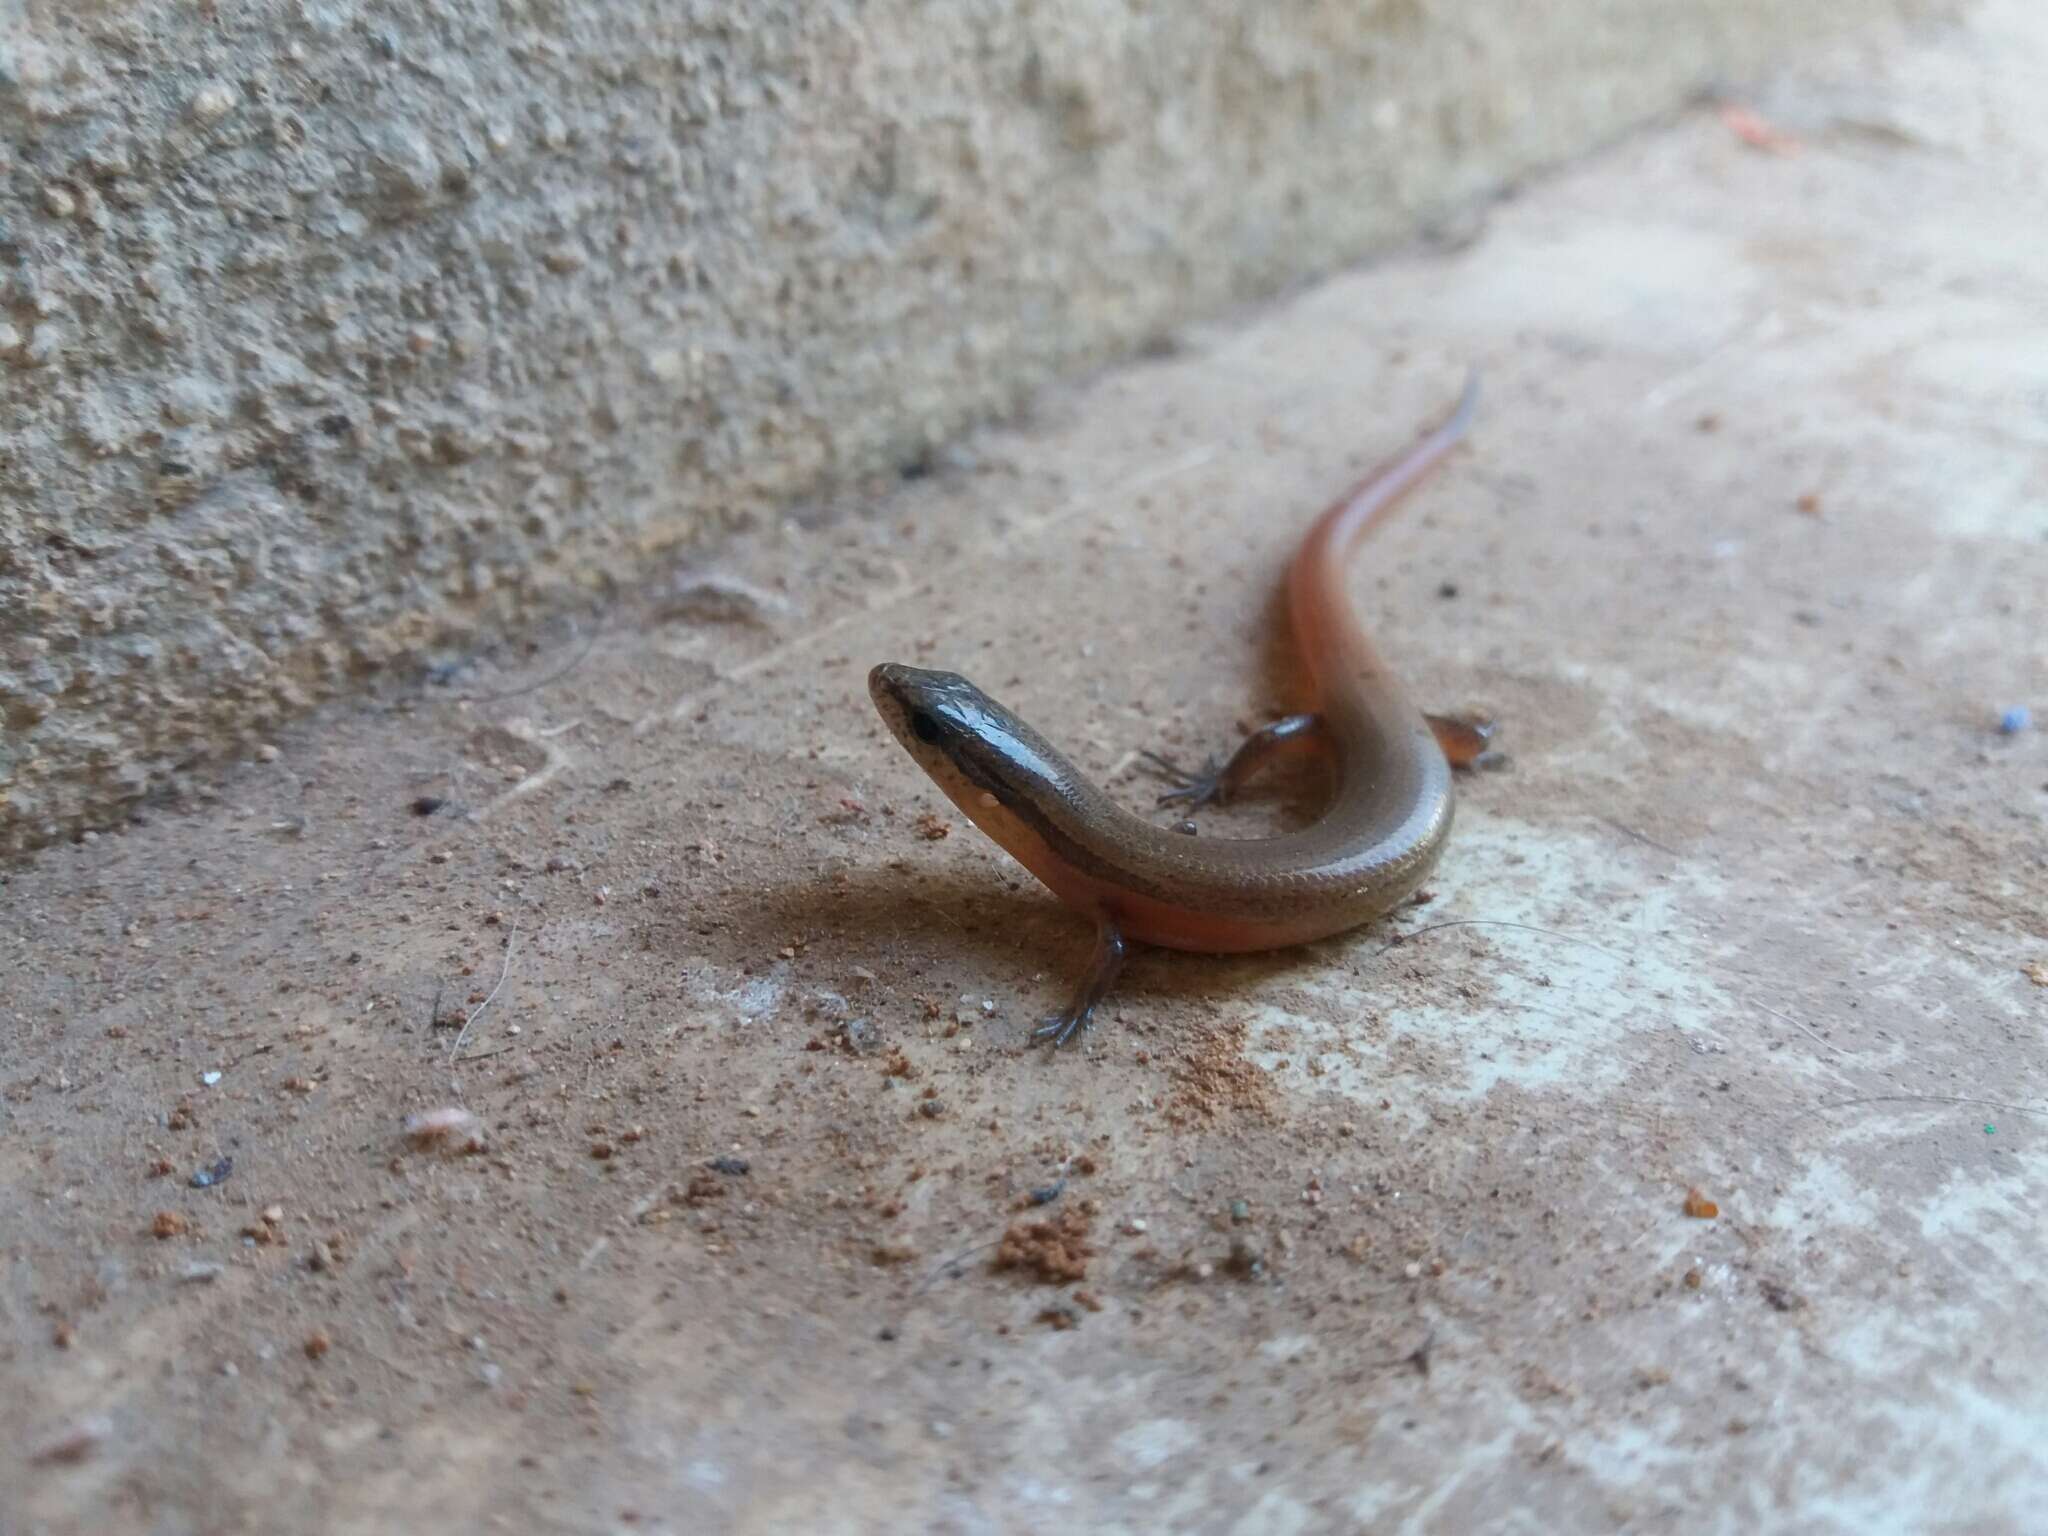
[1168,1018,1278,1123]
[993,1207,1095,1284]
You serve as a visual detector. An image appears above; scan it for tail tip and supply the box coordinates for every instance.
[1449,367,1482,433]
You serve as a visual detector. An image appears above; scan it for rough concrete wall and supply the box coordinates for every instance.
[0,0,1911,857]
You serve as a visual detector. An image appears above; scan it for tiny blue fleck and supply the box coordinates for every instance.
[1998,707,2030,735]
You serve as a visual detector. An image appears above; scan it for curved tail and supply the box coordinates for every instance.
[1286,372,1481,707]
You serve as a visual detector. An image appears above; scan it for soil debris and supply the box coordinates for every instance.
[994,1207,1094,1285]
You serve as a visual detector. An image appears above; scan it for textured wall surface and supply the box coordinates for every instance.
[0,0,1911,857]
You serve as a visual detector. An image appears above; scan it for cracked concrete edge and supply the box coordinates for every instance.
[0,0,1927,861]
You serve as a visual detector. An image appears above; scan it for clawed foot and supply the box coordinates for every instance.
[1030,921,1126,1051]
[1426,711,1501,772]
[1139,749,1226,811]
[1030,1011,1092,1048]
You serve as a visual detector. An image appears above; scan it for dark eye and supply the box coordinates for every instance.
[909,709,942,744]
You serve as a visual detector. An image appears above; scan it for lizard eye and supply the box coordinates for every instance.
[909,709,943,745]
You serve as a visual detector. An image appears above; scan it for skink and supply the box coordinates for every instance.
[869,376,1490,1045]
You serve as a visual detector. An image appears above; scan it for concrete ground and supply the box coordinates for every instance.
[5,3,2044,1531]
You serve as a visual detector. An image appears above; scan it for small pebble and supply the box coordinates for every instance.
[1998,707,2030,736]
[190,82,236,123]
[31,1417,110,1466]
[403,1106,478,1149]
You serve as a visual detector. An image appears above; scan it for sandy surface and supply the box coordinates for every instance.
[5,4,2045,1532]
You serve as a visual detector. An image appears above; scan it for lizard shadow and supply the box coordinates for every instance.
[695,861,1311,1047]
